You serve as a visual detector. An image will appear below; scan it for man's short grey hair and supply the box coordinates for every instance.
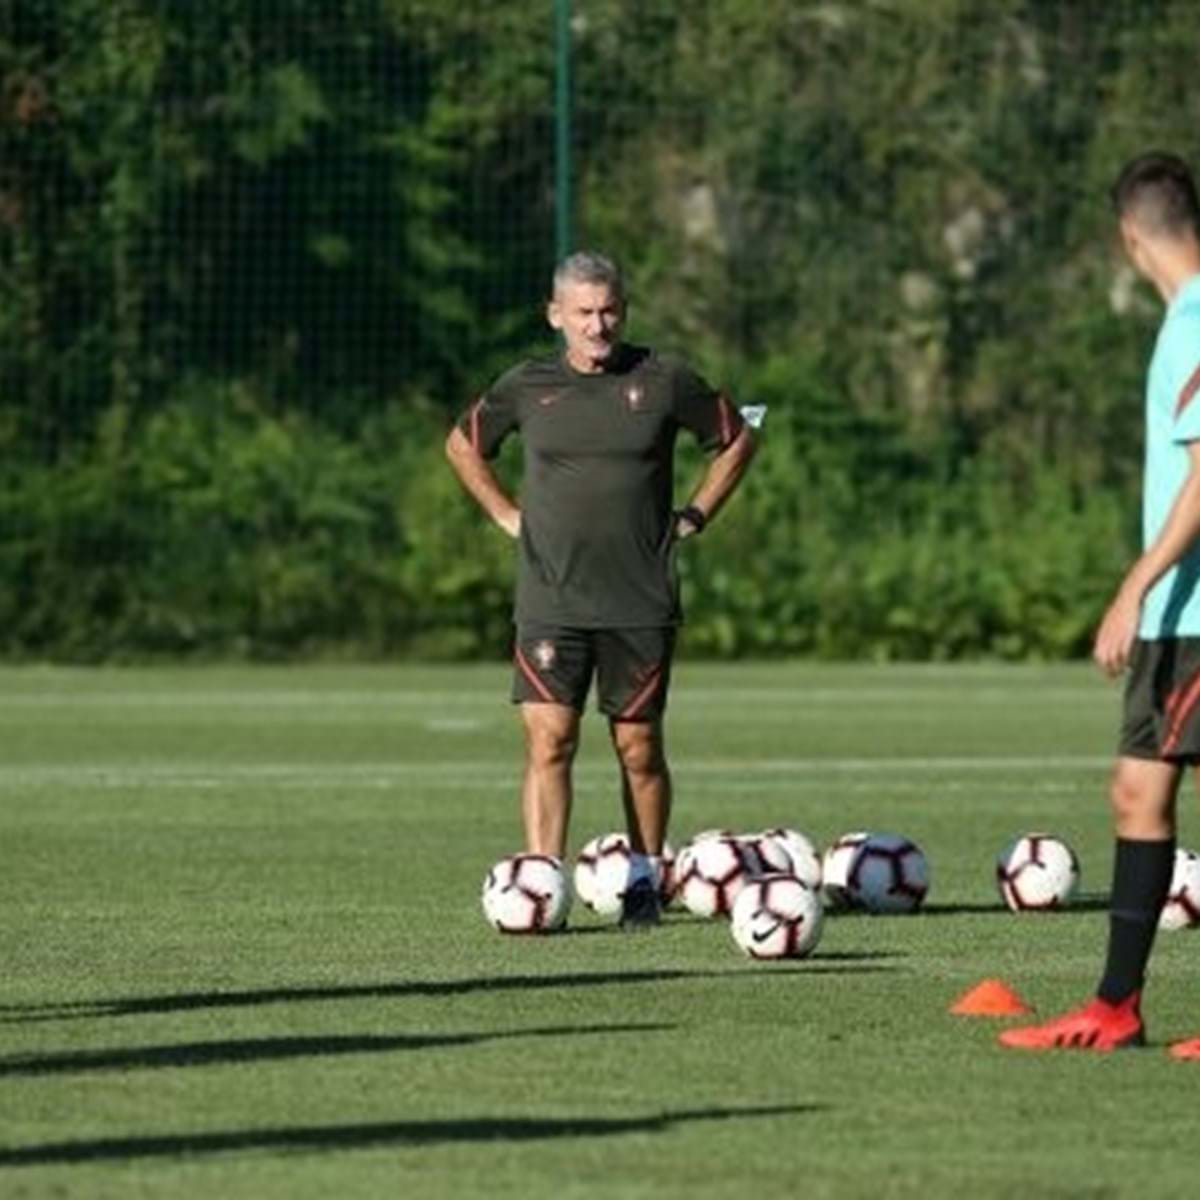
[552,251,625,301]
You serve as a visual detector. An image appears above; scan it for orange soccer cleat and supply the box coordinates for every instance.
[1168,1034,1200,1061]
[998,993,1145,1053]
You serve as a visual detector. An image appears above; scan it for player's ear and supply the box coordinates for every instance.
[546,298,563,331]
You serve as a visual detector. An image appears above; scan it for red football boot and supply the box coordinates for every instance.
[998,993,1145,1052]
[1168,1035,1200,1061]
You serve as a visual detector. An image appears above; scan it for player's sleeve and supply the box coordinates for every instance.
[1169,313,1200,443]
[454,372,521,460]
[671,360,744,453]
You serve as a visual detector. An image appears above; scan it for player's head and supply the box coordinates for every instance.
[548,251,626,373]
[1111,152,1200,280]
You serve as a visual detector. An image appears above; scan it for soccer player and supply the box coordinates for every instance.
[1000,152,1200,1057]
[445,251,756,929]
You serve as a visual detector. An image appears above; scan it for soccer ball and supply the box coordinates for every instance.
[574,833,675,914]
[1159,847,1200,931]
[481,854,571,933]
[753,827,823,890]
[822,831,871,910]
[677,835,756,918]
[731,873,824,960]
[996,833,1079,911]
[846,832,930,914]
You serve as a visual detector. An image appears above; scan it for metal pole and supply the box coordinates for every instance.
[554,0,573,262]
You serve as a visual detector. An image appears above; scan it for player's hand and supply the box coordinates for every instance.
[673,515,700,540]
[1093,585,1141,677]
[498,510,521,539]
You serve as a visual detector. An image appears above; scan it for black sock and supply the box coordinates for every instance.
[1096,837,1175,1005]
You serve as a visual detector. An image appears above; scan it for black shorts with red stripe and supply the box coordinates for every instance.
[511,625,675,720]
[1119,637,1200,761]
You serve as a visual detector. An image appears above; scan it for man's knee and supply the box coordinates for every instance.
[611,721,666,777]
[1108,759,1177,833]
[524,716,579,768]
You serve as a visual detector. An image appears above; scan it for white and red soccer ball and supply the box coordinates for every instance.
[676,834,757,918]
[821,831,871,910]
[573,833,675,915]
[996,833,1079,911]
[1159,847,1200,931]
[481,854,571,933]
[741,828,823,890]
[731,873,824,960]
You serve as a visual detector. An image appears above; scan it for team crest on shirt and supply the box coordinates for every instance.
[623,382,645,412]
[533,640,556,670]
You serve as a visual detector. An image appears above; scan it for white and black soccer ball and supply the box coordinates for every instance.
[677,835,756,918]
[731,873,824,960]
[481,853,571,933]
[846,832,930,914]
[754,827,823,890]
[1159,847,1200,931]
[822,831,871,910]
[996,833,1079,911]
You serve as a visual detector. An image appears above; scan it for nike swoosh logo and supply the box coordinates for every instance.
[751,921,782,943]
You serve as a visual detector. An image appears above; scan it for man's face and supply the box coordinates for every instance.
[548,280,625,373]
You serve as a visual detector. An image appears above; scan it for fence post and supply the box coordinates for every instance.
[554,0,573,261]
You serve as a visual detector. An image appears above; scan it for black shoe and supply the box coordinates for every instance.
[619,878,662,931]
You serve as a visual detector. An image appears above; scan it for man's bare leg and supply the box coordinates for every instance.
[520,702,580,857]
[610,718,671,854]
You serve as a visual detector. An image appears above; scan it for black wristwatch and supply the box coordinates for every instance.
[676,504,707,534]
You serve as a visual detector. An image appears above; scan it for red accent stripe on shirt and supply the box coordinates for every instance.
[1176,364,1200,418]
[514,646,557,703]
[717,393,734,447]
[1162,669,1200,754]
[468,397,484,452]
[619,664,664,720]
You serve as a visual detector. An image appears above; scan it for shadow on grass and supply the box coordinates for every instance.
[0,1104,821,1168]
[918,892,1110,917]
[0,1022,673,1077]
[0,960,898,1024]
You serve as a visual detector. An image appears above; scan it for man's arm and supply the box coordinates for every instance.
[444,426,521,538]
[675,426,757,538]
[1095,439,1200,675]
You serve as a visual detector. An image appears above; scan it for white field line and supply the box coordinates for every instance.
[0,755,1111,791]
[0,686,1111,710]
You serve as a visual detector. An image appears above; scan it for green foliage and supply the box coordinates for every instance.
[0,1,1193,659]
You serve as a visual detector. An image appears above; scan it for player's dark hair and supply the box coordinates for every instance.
[552,251,625,301]
[1111,152,1200,239]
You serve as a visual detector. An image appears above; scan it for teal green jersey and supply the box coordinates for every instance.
[1141,273,1200,637]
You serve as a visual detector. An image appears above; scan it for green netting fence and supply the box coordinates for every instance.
[0,1,1195,660]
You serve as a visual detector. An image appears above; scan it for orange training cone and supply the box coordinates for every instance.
[950,978,1033,1017]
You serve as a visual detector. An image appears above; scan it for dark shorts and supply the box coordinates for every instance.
[1118,637,1200,761]
[511,625,676,720]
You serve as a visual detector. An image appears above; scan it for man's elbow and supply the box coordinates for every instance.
[445,427,471,465]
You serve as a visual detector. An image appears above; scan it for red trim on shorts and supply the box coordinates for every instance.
[514,646,557,703]
[1162,668,1200,754]
[1176,364,1200,418]
[619,663,663,720]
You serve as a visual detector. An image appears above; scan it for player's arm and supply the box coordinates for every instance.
[675,426,757,538]
[1094,438,1200,675]
[444,426,521,539]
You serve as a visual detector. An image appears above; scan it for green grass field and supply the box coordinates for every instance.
[1,662,1197,1199]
